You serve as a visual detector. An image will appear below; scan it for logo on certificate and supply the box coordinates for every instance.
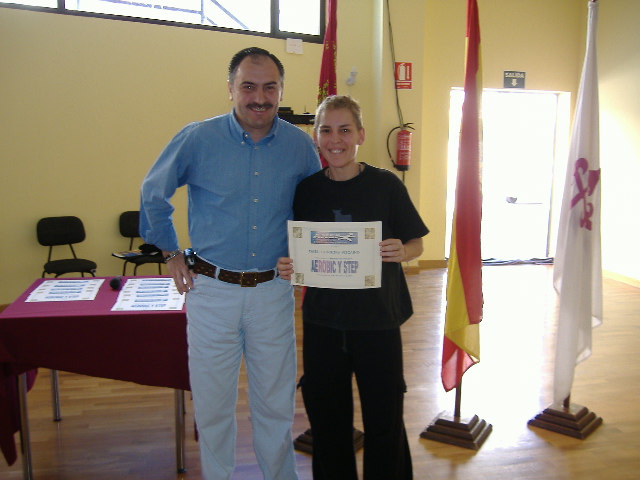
[310,231,358,244]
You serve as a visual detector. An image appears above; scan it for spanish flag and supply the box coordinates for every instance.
[441,0,483,392]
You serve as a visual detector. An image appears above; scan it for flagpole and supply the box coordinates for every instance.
[420,0,490,451]
[453,347,465,419]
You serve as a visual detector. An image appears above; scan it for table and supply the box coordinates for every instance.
[0,276,190,479]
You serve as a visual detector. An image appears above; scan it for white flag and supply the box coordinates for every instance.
[552,0,602,405]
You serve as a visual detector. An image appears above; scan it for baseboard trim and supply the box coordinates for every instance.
[603,270,640,288]
[418,260,448,269]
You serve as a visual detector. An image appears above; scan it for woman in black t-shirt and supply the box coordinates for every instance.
[278,95,428,480]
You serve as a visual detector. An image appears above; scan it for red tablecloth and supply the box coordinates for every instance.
[0,276,190,465]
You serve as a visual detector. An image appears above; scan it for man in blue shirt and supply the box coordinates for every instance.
[140,47,320,480]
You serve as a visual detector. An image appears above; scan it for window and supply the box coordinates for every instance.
[0,0,324,42]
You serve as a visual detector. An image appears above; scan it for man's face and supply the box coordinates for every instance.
[228,55,283,141]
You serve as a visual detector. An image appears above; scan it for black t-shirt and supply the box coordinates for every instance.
[294,163,429,330]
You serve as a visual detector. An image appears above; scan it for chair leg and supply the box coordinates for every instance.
[175,389,186,473]
[18,374,34,479]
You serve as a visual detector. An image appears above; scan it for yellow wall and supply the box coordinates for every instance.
[1,0,638,304]
[0,7,323,303]
[598,0,640,283]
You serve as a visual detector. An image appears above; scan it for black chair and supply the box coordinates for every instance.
[117,210,163,275]
[37,216,97,278]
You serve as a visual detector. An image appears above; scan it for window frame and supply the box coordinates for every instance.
[0,0,326,44]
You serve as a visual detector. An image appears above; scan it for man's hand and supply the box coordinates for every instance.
[163,251,197,294]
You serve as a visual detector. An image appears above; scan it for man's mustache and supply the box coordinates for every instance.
[247,103,274,110]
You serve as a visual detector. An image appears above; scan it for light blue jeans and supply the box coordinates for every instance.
[186,274,298,480]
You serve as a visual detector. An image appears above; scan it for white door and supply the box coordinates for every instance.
[446,89,569,261]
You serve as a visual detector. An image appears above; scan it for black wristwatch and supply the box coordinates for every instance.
[184,248,196,269]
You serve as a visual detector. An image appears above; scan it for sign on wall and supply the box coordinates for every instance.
[504,71,526,88]
[395,62,413,89]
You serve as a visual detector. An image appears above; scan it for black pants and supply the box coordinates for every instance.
[300,322,413,480]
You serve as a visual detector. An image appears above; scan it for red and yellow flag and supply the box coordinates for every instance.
[441,0,483,392]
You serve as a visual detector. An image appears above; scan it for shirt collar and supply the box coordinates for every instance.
[229,109,279,144]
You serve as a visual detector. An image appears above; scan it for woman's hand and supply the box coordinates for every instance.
[379,238,424,263]
[380,239,405,263]
[277,257,295,281]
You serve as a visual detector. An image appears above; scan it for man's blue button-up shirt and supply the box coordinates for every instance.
[140,111,320,271]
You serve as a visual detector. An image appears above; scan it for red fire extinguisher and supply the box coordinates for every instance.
[387,123,414,171]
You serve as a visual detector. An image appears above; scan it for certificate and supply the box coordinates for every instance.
[111,277,185,311]
[288,220,382,289]
[26,278,104,302]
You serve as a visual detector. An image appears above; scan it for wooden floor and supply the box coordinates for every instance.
[2,265,639,479]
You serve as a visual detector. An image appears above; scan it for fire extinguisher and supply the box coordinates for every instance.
[387,123,414,171]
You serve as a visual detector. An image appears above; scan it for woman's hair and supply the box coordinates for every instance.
[314,95,364,132]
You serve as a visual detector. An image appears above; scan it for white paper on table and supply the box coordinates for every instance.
[288,220,382,289]
[111,277,185,311]
[26,279,105,302]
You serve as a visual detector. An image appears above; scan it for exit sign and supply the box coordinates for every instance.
[504,71,526,88]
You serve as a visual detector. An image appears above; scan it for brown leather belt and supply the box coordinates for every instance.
[192,257,275,287]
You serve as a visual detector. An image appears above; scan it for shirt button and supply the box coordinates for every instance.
[253,198,259,203]
[251,253,256,257]
[252,225,257,230]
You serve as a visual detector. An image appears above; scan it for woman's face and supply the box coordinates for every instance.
[314,107,365,169]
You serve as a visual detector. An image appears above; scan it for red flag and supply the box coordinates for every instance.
[318,0,337,105]
[316,0,337,168]
[441,0,483,392]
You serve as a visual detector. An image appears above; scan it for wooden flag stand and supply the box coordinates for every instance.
[528,394,602,439]
[420,381,492,450]
[294,428,364,454]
